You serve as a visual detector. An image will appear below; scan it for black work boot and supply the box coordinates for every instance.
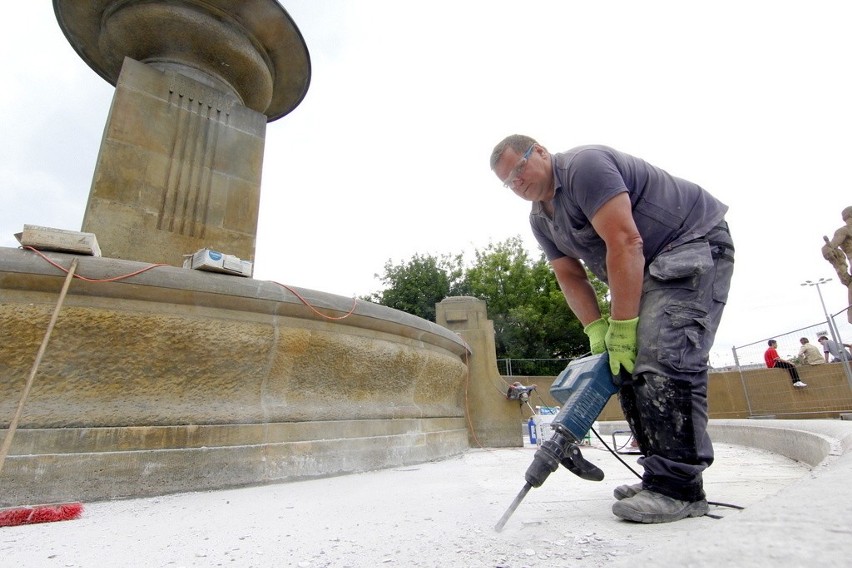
[612,490,708,523]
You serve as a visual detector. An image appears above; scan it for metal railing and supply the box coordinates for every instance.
[731,307,852,380]
[730,306,852,418]
[496,358,569,377]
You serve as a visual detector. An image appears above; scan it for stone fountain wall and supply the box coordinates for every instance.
[0,2,474,508]
[0,248,470,506]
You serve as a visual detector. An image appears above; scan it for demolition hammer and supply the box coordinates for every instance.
[495,353,620,531]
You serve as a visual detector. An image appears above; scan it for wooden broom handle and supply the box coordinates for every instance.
[0,257,78,475]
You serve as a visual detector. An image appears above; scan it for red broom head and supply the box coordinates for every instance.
[0,502,83,527]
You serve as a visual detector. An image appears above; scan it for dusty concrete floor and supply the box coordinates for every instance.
[0,438,811,568]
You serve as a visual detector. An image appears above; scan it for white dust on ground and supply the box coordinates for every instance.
[0,442,808,568]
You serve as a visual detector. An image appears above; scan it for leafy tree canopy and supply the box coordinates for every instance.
[363,252,467,323]
[365,237,610,361]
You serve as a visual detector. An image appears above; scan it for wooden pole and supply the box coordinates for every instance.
[0,258,78,475]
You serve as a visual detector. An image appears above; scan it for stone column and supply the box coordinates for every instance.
[436,296,522,447]
[82,57,266,265]
[53,0,311,266]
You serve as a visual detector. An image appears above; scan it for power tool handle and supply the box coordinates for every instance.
[561,443,605,481]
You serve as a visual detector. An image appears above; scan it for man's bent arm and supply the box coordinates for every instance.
[551,256,602,325]
[590,193,644,320]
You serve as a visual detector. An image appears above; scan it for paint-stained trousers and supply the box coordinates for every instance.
[620,222,735,503]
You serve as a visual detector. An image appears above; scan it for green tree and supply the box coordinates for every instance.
[465,237,596,360]
[366,237,610,362]
[364,253,467,322]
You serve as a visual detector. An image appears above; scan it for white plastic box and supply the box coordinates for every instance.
[183,248,253,277]
[533,406,559,446]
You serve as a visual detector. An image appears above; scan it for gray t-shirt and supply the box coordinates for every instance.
[530,145,728,282]
[822,339,852,361]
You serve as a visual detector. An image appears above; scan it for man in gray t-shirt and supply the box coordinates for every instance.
[490,135,734,524]
[818,336,852,362]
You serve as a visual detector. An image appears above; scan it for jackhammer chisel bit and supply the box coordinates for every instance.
[494,430,602,532]
[494,483,531,532]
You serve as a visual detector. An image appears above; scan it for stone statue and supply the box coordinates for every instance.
[822,206,852,286]
[822,206,852,322]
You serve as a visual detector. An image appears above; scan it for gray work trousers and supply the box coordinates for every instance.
[619,222,734,502]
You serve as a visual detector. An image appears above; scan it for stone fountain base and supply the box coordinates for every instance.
[0,247,469,506]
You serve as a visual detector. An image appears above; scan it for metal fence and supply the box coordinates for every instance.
[730,307,852,368]
[496,358,570,377]
[729,306,852,417]
[497,307,852,419]
[730,307,852,375]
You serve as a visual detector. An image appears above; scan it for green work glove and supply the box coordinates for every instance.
[583,318,609,355]
[605,317,639,375]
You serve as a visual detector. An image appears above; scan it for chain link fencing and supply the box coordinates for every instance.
[498,307,852,419]
[496,358,571,377]
[729,306,852,418]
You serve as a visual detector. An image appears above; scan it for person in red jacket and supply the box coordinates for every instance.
[764,340,807,387]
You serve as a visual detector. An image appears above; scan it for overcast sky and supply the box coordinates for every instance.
[3,1,851,366]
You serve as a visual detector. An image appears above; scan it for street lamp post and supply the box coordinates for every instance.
[801,278,852,388]
[802,278,840,342]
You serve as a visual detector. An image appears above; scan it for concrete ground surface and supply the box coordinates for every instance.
[0,419,850,568]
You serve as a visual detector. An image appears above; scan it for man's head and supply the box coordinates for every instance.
[768,340,777,347]
[490,134,554,202]
[799,337,810,345]
[818,336,829,343]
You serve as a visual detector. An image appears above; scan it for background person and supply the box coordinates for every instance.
[817,335,852,362]
[490,136,734,524]
[764,340,807,387]
[797,337,825,365]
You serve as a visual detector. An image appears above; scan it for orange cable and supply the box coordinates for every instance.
[23,246,168,282]
[22,248,359,321]
[272,281,358,321]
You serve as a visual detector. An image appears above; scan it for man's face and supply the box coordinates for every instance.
[818,338,827,344]
[494,145,554,202]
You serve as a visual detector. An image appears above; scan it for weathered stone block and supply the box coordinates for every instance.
[82,58,267,266]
